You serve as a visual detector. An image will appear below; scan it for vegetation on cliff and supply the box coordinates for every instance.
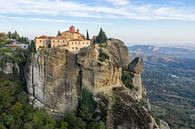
[0,72,105,129]
[95,28,107,44]
[98,49,110,62]
[121,71,134,89]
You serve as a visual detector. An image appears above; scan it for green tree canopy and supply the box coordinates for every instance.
[57,30,61,36]
[95,28,107,44]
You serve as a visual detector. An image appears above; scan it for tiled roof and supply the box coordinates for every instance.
[51,36,67,40]
[61,31,80,34]
[36,35,54,39]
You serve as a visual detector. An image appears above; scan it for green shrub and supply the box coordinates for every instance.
[0,48,12,53]
[63,113,86,129]
[87,121,105,129]
[99,50,109,62]
[81,88,96,112]
[121,71,134,89]
[98,43,108,49]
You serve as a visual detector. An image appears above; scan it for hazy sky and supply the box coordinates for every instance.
[0,0,195,46]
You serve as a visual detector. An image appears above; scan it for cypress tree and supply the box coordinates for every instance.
[86,30,89,40]
[96,28,107,44]
[57,30,61,36]
[7,31,12,38]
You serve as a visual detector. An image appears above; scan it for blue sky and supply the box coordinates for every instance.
[0,0,195,47]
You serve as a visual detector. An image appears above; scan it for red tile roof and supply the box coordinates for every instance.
[36,35,54,39]
[61,31,80,34]
[51,36,67,40]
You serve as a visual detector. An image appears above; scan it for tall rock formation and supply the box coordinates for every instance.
[26,49,80,113]
[26,39,169,129]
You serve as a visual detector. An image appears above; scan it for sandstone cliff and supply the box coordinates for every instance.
[26,39,169,129]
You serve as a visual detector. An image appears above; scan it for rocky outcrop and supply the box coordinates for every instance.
[129,57,145,101]
[26,39,168,129]
[77,39,130,94]
[26,49,80,113]
[0,53,20,75]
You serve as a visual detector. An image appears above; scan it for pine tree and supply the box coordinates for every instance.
[12,31,19,39]
[7,31,12,39]
[96,28,107,44]
[86,30,89,40]
[57,31,61,36]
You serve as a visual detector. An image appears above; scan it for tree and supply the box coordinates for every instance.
[7,31,12,38]
[57,31,61,36]
[86,30,89,40]
[96,28,107,44]
[87,121,105,129]
[12,31,19,39]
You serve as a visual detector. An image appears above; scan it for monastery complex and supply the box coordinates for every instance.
[35,26,91,52]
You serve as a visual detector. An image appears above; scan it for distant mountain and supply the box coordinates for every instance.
[128,45,195,128]
[129,45,195,59]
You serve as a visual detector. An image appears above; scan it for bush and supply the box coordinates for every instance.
[63,113,86,129]
[121,71,134,89]
[87,121,105,129]
[98,43,108,49]
[81,88,96,112]
[32,110,56,129]
[99,50,109,62]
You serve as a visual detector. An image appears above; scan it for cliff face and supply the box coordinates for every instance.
[26,39,168,129]
[26,49,79,113]
[0,53,20,75]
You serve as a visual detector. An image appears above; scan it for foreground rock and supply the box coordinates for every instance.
[26,39,168,129]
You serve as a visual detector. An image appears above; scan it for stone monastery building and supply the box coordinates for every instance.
[35,26,91,52]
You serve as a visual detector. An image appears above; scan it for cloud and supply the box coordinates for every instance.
[107,0,130,5]
[0,14,112,25]
[0,0,195,21]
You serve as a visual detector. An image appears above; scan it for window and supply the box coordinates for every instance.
[58,40,59,43]
[72,47,74,49]
[83,42,85,45]
[40,40,42,43]
[76,47,78,49]
[53,40,55,43]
